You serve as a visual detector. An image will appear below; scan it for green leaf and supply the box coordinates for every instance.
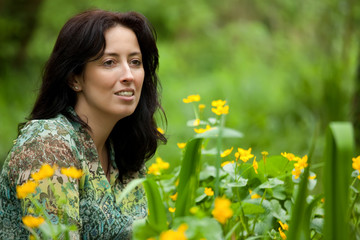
[269,199,287,222]
[173,216,223,240]
[194,127,243,139]
[258,178,284,189]
[175,138,203,217]
[142,179,168,232]
[323,122,354,240]
[257,155,293,178]
[242,201,265,215]
[132,218,160,240]
[227,179,248,188]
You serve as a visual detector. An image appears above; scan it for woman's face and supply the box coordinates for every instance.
[74,25,144,122]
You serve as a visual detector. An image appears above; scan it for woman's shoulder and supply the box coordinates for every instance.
[19,114,74,141]
[3,114,80,185]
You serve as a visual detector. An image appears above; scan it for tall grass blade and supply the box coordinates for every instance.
[323,122,354,240]
[175,138,203,217]
[287,125,317,240]
[142,178,168,232]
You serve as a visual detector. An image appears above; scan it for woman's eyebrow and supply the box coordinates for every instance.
[103,51,142,57]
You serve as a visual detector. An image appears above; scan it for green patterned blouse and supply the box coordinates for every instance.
[0,109,148,239]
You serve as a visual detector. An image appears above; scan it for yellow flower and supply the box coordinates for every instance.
[60,166,83,179]
[147,158,170,176]
[236,148,254,163]
[352,156,360,171]
[221,147,233,158]
[211,197,233,224]
[22,215,44,228]
[160,224,188,240]
[279,227,287,239]
[169,207,176,213]
[281,152,296,161]
[148,163,160,175]
[183,94,200,103]
[156,157,170,170]
[279,220,289,231]
[198,104,206,111]
[292,167,302,179]
[249,190,261,199]
[294,155,308,169]
[31,164,56,181]
[177,143,186,149]
[194,125,213,134]
[170,192,178,201]
[211,105,229,116]
[308,174,317,180]
[204,187,214,196]
[16,180,38,199]
[211,100,226,107]
[253,157,258,174]
[221,161,234,167]
[157,127,165,134]
[261,151,268,164]
[193,119,200,126]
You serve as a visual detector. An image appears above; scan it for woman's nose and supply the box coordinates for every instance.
[119,63,134,83]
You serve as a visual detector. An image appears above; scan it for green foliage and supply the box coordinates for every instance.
[323,123,354,240]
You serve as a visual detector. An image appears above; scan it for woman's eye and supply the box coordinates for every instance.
[103,60,115,67]
[130,59,142,66]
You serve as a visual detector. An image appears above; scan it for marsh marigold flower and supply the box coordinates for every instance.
[212,197,233,224]
[253,157,258,174]
[160,224,188,240]
[193,119,200,126]
[281,152,296,161]
[221,147,233,158]
[31,164,56,181]
[211,100,229,115]
[169,207,176,213]
[352,156,360,171]
[157,127,165,134]
[249,189,261,199]
[294,155,308,169]
[22,215,44,228]
[279,227,287,239]
[235,148,254,163]
[278,220,289,231]
[16,180,38,199]
[204,187,214,196]
[61,166,83,179]
[183,94,200,103]
[170,192,178,201]
[147,157,170,175]
[292,167,302,179]
[221,161,234,167]
[177,143,186,149]
[198,104,206,111]
[194,125,213,134]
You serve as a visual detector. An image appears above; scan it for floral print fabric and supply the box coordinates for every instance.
[0,109,147,239]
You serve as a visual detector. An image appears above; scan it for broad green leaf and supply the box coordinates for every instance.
[242,202,265,215]
[227,179,248,188]
[258,178,284,189]
[194,127,243,139]
[269,199,287,222]
[257,155,293,178]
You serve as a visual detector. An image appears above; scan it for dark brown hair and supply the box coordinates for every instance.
[29,9,167,180]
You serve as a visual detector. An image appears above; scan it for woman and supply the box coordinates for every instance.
[0,9,166,239]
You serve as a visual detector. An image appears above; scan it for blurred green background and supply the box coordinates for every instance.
[1,0,360,170]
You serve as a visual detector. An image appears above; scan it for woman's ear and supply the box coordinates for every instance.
[68,75,82,92]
